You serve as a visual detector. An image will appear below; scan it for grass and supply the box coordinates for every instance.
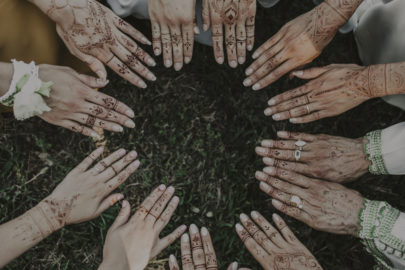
[1,0,405,269]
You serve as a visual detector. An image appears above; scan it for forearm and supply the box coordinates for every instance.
[323,0,364,25]
[365,62,405,97]
[0,62,14,97]
[0,198,63,267]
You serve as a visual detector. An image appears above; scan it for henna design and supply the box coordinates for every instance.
[102,97,118,110]
[184,32,192,51]
[91,105,104,115]
[117,63,130,75]
[86,115,96,126]
[181,254,193,266]
[41,195,79,227]
[171,33,183,47]
[274,253,322,270]
[324,0,363,21]
[212,1,238,25]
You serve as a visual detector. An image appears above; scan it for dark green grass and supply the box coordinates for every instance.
[1,0,405,269]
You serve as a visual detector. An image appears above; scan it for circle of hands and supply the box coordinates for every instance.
[26,0,377,269]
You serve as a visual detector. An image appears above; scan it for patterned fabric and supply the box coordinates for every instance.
[364,130,389,175]
[358,199,405,269]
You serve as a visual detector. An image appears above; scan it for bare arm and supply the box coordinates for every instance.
[0,62,14,96]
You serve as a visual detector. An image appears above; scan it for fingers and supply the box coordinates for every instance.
[85,91,135,119]
[227,262,238,270]
[259,182,295,207]
[250,211,286,248]
[106,56,147,88]
[67,113,124,133]
[99,150,138,180]
[61,119,101,139]
[170,26,184,71]
[236,22,247,65]
[154,196,180,231]
[190,224,206,270]
[201,227,218,270]
[276,131,317,142]
[182,23,195,64]
[169,255,180,270]
[254,148,309,162]
[154,225,187,257]
[211,22,225,64]
[262,157,311,177]
[161,25,173,68]
[272,199,312,224]
[265,95,311,118]
[80,102,134,128]
[244,51,284,87]
[202,0,210,31]
[118,33,156,67]
[272,213,300,244]
[252,31,283,60]
[113,15,151,45]
[257,167,311,190]
[290,66,332,80]
[252,59,296,90]
[97,193,125,215]
[245,14,255,52]
[181,233,194,270]
[75,147,104,172]
[289,111,328,124]
[225,23,237,68]
[109,200,131,231]
[145,186,175,224]
[134,184,167,220]
[272,103,321,122]
[91,148,126,174]
[104,160,140,194]
[151,21,162,56]
[70,71,108,88]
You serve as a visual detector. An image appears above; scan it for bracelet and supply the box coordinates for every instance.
[364,130,389,175]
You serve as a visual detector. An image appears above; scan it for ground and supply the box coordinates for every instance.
[1,0,405,269]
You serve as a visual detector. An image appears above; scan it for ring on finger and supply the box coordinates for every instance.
[290,195,303,209]
[111,165,118,175]
[295,140,307,151]
[294,150,301,161]
[100,161,108,169]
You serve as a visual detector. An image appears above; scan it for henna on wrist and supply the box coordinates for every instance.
[324,0,363,22]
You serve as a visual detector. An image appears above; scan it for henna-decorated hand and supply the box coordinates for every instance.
[255,131,370,183]
[40,147,140,230]
[202,0,256,67]
[243,2,348,90]
[255,168,364,236]
[31,0,156,88]
[263,64,380,123]
[37,65,135,138]
[149,0,199,71]
[236,212,322,270]
[99,185,187,270]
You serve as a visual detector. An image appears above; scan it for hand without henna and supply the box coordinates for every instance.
[99,185,187,270]
[255,131,370,183]
[37,64,135,138]
[236,211,323,270]
[202,0,256,67]
[255,168,364,236]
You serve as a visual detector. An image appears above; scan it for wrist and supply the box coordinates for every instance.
[355,137,371,176]
[316,2,350,29]
[323,0,363,25]
[37,197,65,232]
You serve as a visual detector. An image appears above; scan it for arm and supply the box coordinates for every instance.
[0,62,15,97]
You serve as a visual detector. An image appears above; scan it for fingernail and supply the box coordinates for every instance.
[245,68,253,76]
[251,211,258,219]
[113,125,124,132]
[255,146,267,155]
[252,83,260,91]
[232,262,238,270]
[252,52,259,59]
[167,186,175,193]
[184,57,191,64]
[247,45,253,51]
[148,58,156,66]
[126,110,135,118]
[217,57,224,64]
[277,131,288,137]
[96,70,105,80]
[159,184,166,190]
[243,78,252,87]
[139,81,147,89]
[292,70,303,77]
[174,63,182,71]
[260,182,271,192]
[268,98,276,106]
[165,59,172,67]
[264,108,272,116]
[172,196,179,203]
[273,213,281,222]
[118,148,126,155]
[261,140,273,148]
[272,114,281,121]
[180,224,187,231]
[272,199,283,207]
[240,213,248,222]
[263,157,275,165]
[194,26,200,34]
[122,200,128,208]
[201,227,208,236]
[148,73,157,81]
[125,120,135,128]
[290,118,298,123]
[230,60,237,68]
[142,37,151,45]
[203,24,208,31]
[154,48,161,55]
[129,150,137,158]
[238,57,245,65]
[170,254,176,263]
[132,160,140,168]
[235,223,243,232]
[190,224,198,234]
[181,233,189,242]
[255,170,266,180]
[263,167,275,175]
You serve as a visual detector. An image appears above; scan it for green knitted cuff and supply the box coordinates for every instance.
[364,130,389,175]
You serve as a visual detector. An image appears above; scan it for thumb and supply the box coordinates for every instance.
[290,66,332,80]
[108,200,131,231]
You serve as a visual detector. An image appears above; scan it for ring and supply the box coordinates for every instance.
[295,140,306,151]
[111,166,118,175]
[100,161,108,169]
[294,150,301,161]
[306,105,311,114]
[290,195,303,209]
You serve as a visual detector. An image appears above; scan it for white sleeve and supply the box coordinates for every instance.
[257,0,281,8]
[364,122,405,175]
[107,0,149,19]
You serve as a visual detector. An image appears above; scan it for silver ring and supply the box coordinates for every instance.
[294,150,301,161]
[290,195,303,209]
[295,140,306,151]
[306,105,311,114]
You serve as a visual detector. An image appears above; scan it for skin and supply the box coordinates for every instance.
[28,0,156,88]
[169,225,251,270]
[243,0,363,90]
[255,131,370,183]
[202,0,256,67]
[148,0,199,70]
[99,185,187,270]
[0,147,140,267]
[264,63,405,123]
[255,168,364,236]
[236,212,322,270]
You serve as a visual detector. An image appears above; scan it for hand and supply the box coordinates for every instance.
[255,168,364,236]
[99,185,187,270]
[41,147,140,229]
[202,0,256,67]
[263,64,375,123]
[236,212,322,270]
[34,0,156,88]
[243,2,345,90]
[149,0,199,70]
[255,131,370,183]
[38,65,135,138]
